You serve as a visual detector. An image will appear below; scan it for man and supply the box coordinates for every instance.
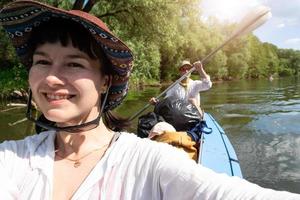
[150,60,212,118]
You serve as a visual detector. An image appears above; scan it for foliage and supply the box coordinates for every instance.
[0,0,300,96]
[0,27,18,68]
[127,39,161,85]
[277,48,300,76]
[0,63,28,96]
[227,53,248,79]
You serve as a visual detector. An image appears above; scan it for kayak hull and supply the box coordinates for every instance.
[199,113,243,178]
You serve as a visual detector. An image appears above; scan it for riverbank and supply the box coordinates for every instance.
[0,89,28,102]
[0,74,292,102]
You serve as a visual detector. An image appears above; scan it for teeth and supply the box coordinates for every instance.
[46,94,70,100]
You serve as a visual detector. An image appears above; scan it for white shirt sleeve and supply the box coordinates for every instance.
[0,167,19,199]
[0,141,21,199]
[152,144,300,200]
[192,76,212,93]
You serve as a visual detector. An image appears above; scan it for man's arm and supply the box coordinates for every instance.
[193,61,210,80]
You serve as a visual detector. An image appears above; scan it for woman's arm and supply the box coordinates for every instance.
[153,144,300,200]
[0,141,21,198]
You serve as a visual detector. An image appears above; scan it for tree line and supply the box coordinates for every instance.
[0,0,299,95]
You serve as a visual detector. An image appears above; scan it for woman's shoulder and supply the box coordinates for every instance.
[115,132,153,151]
[114,132,196,178]
[117,132,168,149]
[115,132,191,161]
[0,131,55,160]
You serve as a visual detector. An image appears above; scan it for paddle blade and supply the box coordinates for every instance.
[233,5,272,37]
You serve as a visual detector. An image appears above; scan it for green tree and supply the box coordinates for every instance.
[247,35,269,78]
[1,0,299,95]
[227,53,248,79]
[277,48,300,76]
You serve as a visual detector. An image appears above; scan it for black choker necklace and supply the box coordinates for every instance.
[26,89,109,133]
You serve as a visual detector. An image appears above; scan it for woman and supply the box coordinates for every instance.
[0,1,299,199]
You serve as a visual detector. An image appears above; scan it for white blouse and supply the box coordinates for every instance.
[0,131,299,200]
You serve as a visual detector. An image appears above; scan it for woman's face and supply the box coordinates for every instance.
[29,41,107,126]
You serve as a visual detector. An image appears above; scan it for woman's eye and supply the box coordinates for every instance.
[68,62,84,68]
[33,60,51,66]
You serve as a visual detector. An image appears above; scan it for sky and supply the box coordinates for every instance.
[200,0,300,50]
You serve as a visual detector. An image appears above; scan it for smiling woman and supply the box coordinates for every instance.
[28,20,104,125]
[30,43,102,124]
[24,18,129,133]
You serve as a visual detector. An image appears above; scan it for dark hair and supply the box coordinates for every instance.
[29,19,130,133]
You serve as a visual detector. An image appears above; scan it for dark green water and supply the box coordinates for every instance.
[1,77,299,193]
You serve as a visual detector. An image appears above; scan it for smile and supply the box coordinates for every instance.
[44,93,75,101]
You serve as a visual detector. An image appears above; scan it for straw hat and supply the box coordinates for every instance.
[0,0,133,111]
[178,60,192,70]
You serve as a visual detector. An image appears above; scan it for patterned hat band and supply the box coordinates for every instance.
[0,0,134,111]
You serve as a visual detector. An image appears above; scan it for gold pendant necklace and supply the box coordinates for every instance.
[55,144,109,168]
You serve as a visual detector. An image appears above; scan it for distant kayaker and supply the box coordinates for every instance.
[150,60,212,118]
[0,1,300,199]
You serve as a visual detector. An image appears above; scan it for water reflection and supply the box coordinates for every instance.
[202,77,300,193]
[236,133,300,192]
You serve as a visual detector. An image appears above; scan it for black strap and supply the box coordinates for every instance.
[187,120,212,142]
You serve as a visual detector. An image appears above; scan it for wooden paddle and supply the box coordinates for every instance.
[129,5,272,121]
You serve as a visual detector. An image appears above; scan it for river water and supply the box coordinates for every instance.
[0,76,299,193]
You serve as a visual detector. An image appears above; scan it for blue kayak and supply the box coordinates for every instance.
[198,113,243,178]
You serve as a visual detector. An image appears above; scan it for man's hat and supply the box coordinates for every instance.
[178,60,192,70]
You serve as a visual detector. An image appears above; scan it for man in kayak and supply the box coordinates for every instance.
[150,60,212,118]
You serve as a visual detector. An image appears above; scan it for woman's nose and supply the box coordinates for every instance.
[45,67,66,87]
